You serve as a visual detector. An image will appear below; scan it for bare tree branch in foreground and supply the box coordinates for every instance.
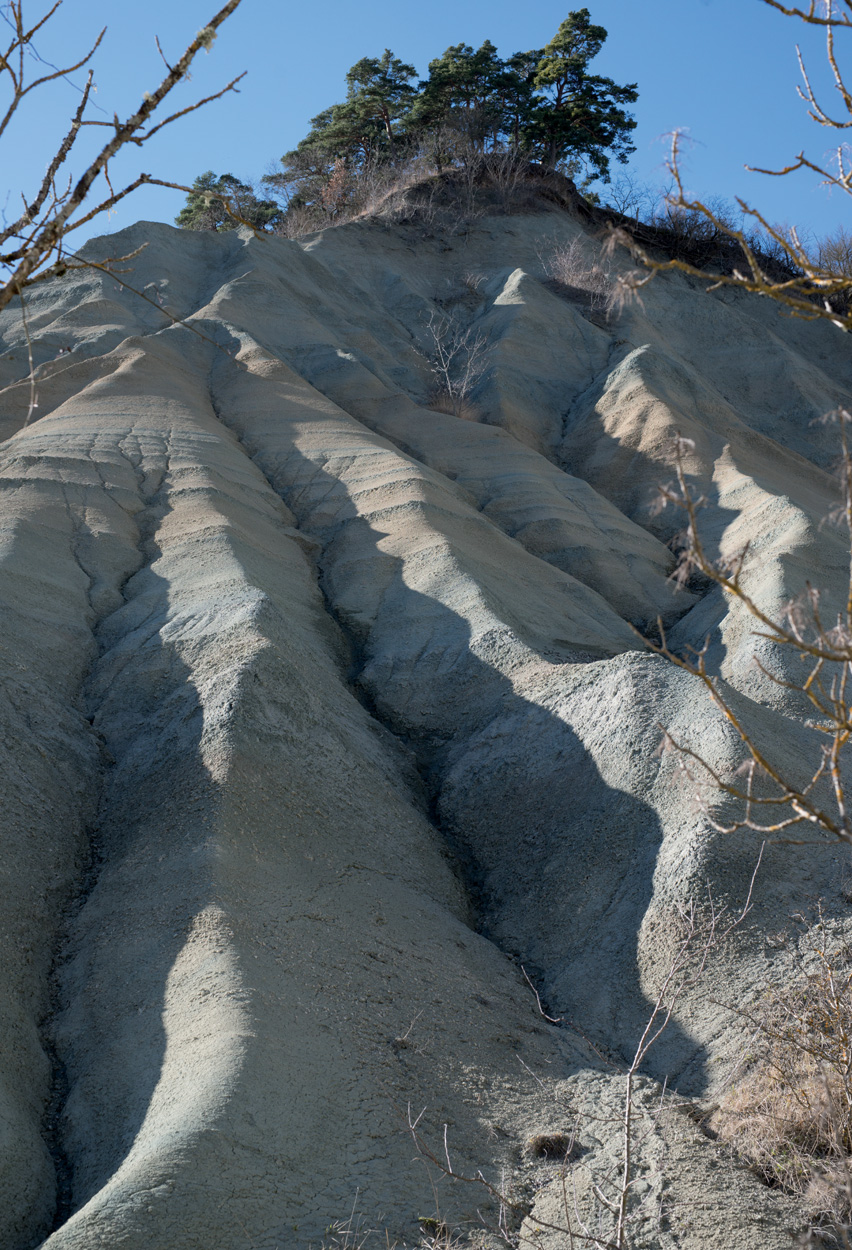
[0,0,248,315]
[640,425,852,846]
[610,0,852,332]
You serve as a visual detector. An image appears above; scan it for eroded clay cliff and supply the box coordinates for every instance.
[1,197,849,1248]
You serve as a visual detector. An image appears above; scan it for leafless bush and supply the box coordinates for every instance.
[542,237,616,316]
[617,0,852,334]
[423,311,489,419]
[270,156,449,237]
[819,226,852,278]
[272,204,323,239]
[602,172,662,224]
[652,195,739,246]
[356,159,427,216]
[813,225,852,313]
[340,148,560,235]
[480,148,531,211]
[368,172,444,230]
[627,193,794,278]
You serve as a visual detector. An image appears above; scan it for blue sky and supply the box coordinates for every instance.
[2,0,848,247]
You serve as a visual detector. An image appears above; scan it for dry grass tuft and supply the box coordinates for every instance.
[426,390,480,421]
[712,915,852,1237]
[525,1131,576,1161]
[713,1070,851,1220]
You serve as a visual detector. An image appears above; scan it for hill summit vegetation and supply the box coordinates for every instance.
[175,9,638,234]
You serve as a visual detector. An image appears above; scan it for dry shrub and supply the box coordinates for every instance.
[602,171,662,223]
[525,1131,576,1161]
[345,157,438,225]
[426,390,480,421]
[542,237,615,316]
[273,205,323,240]
[818,226,852,279]
[269,156,439,238]
[463,271,487,296]
[647,197,747,269]
[603,186,807,293]
[366,163,580,234]
[316,1208,466,1250]
[814,226,852,316]
[272,160,585,241]
[712,915,852,1236]
[714,1068,851,1223]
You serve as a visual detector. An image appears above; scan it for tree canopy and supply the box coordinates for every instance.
[528,13,638,176]
[175,171,282,232]
[177,10,638,231]
[345,50,419,153]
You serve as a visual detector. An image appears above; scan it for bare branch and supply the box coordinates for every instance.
[136,71,246,143]
[0,15,104,142]
[0,70,92,249]
[0,0,246,315]
[615,123,852,332]
[638,428,852,847]
[760,0,852,26]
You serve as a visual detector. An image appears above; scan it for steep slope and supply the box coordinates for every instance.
[0,200,847,1249]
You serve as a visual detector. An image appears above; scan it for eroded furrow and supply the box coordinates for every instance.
[0,328,579,1250]
[0,415,151,1246]
[205,330,841,1100]
[204,340,688,1055]
[44,442,158,1234]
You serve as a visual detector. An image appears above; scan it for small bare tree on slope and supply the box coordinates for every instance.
[424,311,489,419]
[0,0,246,316]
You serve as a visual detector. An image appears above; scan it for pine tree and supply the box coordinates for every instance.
[344,50,418,156]
[412,40,505,154]
[175,171,282,231]
[527,10,637,179]
[270,48,417,202]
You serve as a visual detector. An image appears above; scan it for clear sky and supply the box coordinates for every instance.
[2,0,849,248]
